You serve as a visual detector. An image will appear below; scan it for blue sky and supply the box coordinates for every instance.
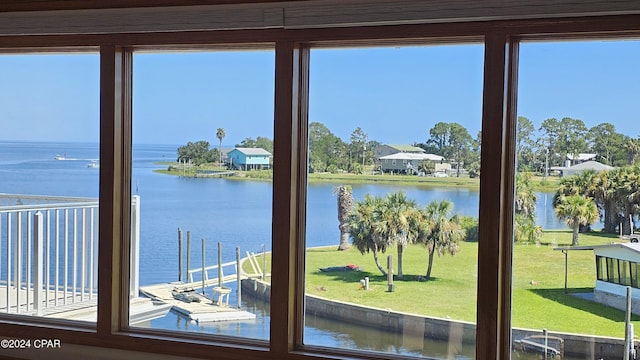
[1,40,639,146]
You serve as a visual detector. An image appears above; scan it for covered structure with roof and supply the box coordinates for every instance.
[551,160,614,178]
[227,147,272,170]
[374,144,426,162]
[555,240,640,314]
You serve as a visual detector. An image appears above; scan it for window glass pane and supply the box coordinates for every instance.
[620,261,630,286]
[514,39,640,359]
[608,258,617,283]
[596,256,603,280]
[0,53,99,324]
[631,263,639,288]
[304,45,483,358]
[130,50,274,340]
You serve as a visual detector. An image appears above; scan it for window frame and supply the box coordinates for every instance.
[1,11,640,360]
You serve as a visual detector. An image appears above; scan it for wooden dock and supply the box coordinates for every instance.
[0,285,172,324]
[194,170,236,178]
[139,282,256,323]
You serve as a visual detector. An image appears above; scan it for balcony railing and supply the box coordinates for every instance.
[0,193,139,317]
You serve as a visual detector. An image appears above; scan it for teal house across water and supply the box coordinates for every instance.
[227,147,272,170]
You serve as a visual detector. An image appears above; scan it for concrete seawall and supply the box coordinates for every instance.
[241,278,630,358]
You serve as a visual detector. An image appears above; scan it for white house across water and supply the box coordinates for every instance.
[378,152,447,174]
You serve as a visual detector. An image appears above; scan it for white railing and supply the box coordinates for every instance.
[0,194,140,316]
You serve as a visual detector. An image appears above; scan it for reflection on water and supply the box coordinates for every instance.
[148,295,270,340]
[149,294,586,360]
[0,142,598,358]
[151,295,479,359]
[305,313,475,359]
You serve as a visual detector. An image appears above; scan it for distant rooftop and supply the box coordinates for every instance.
[379,152,444,161]
[566,153,597,161]
[567,160,613,171]
[386,144,426,153]
[232,147,272,156]
[551,160,614,172]
[555,242,640,255]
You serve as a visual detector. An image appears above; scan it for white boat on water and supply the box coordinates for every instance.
[54,154,67,160]
[87,160,99,168]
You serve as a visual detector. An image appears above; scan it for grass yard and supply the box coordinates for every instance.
[307,172,481,189]
[246,230,639,338]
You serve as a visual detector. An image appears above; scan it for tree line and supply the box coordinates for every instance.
[518,117,640,172]
[176,127,273,166]
[311,117,640,176]
[176,117,640,175]
[552,164,640,242]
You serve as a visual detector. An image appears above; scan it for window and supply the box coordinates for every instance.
[131,50,274,340]
[1,7,640,360]
[596,256,606,281]
[609,259,619,283]
[632,262,640,288]
[0,53,99,325]
[515,39,640,357]
[304,45,483,358]
[597,257,640,288]
[620,260,630,286]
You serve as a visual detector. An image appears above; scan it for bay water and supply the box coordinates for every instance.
[0,141,572,358]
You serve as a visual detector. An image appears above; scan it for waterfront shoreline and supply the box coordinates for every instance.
[241,277,627,359]
[153,162,559,192]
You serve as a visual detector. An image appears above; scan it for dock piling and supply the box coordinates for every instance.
[624,286,632,360]
[201,239,206,295]
[218,242,223,288]
[178,228,183,282]
[187,231,191,282]
[236,247,241,309]
[543,328,548,360]
[387,255,394,292]
[262,244,266,281]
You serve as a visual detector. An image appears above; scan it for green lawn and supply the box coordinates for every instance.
[154,161,560,191]
[247,230,638,338]
[307,172,480,189]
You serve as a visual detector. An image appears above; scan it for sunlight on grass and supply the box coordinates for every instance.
[240,230,636,337]
[302,231,638,338]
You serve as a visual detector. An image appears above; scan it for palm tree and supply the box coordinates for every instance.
[553,170,599,232]
[421,200,464,279]
[349,195,390,276]
[554,195,599,246]
[378,192,416,280]
[334,185,353,250]
[553,170,597,205]
[618,165,640,235]
[216,128,225,168]
[515,173,541,244]
[514,214,542,244]
[626,137,640,165]
[515,173,537,219]
[594,169,620,233]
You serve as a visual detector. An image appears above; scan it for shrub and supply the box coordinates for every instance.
[350,163,363,174]
[244,170,273,179]
[459,216,479,242]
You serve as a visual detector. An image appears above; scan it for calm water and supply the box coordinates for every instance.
[0,141,575,358]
